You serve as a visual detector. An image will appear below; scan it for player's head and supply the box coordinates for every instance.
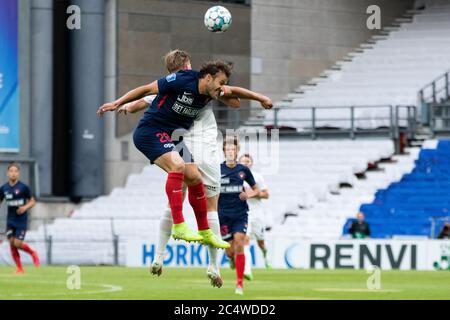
[7,162,20,182]
[199,60,233,99]
[223,136,240,163]
[164,49,192,73]
[239,153,253,169]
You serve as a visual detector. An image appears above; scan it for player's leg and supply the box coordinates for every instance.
[257,239,271,269]
[8,232,23,274]
[184,163,229,249]
[232,231,247,295]
[243,234,253,280]
[205,194,223,287]
[13,230,40,268]
[153,152,202,243]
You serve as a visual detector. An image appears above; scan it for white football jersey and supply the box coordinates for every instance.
[244,170,268,215]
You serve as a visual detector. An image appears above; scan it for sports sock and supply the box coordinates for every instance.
[188,182,209,231]
[155,207,173,262]
[207,211,221,271]
[261,247,268,258]
[165,172,185,224]
[244,245,252,275]
[10,245,23,270]
[235,253,245,287]
[20,243,34,255]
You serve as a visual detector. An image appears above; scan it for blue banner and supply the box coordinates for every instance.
[0,0,19,152]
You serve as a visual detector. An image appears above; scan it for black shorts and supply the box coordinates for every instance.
[219,213,248,241]
[6,225,27,241]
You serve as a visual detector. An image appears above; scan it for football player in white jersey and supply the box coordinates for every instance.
[239,153,272,280]
[114,49,272,288]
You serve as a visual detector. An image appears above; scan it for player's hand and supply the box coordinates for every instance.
[260,96,273,109]
[117,105,128,115]
[97,102,118,117]
[239,192,249,201]
[17,206,27,215]
[219,85,233,97]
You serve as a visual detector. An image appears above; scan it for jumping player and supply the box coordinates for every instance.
[113,50,274,288]
[219,137,260,295]
[239,153,271,281]
[98,60,235,250]
[0,163,40,274]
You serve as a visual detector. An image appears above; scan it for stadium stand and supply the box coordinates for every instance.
[15,139,418,264]
[265,1,450,130]
[344,139,450,239]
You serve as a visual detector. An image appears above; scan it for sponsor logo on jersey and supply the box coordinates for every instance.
[6,199,25,207]
[177,94,194,105]
[172,102,200,117]
[221,178,230,184]
[164,143,175,149]
[166,73,176,82]
[220,185,242,193]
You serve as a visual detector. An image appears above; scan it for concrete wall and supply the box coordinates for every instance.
[250,0,416,104]
[103,0,251,193]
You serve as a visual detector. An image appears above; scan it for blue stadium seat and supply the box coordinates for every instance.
[343,140,450,238]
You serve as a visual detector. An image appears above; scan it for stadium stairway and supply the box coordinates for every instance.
[263,0,450,130]
[343,139,450,239]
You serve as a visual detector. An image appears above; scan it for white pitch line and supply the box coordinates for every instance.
[0,279,123,297]
[314,288,401,293]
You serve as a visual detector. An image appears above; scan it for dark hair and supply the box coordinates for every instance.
[199,60,233,79]
[7,162,20,171]
[163,49,191,73]
[223,136,240,151]
[239,153,253,162]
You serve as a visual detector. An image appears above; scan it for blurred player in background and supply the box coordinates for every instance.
[219,138,260,295]
[0,163,39,274]
[239,154,272,281]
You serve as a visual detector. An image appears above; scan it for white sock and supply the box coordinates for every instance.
[207,211,221,273]
[244,245,252,274]
[155,207,173,264]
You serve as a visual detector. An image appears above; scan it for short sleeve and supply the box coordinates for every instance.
[157,73,180,96]
[23,185,33,200]
[256,173,268,191]
[143,95,156,104]
[244,167,256,188]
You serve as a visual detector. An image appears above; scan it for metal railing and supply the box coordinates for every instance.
[419,70,450,123]
[419,70,450,105]
[430,103,450,134]
[430,216,450,239]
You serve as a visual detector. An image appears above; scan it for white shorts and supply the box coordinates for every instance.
[183,107,221,198]
[247,216,266,241]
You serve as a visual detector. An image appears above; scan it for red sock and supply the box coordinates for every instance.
[165,172,185,224]
[10,245,23,271]
[20,243,34,255]
[188,182,209,231]
[236,253,245,287]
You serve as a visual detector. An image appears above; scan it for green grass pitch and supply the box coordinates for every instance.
[0,266,449,300]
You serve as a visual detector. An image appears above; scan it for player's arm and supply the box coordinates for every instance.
[239,168,260,200]
[245,186,269,199]
[97,81,158,116]
[17,197,36,215]
[224,86,273,109]
[118,99,150,115]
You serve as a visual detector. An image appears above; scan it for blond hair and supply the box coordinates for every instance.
[163,49,191,73]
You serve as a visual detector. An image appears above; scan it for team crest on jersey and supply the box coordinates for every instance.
[239,171,246,180]
[15,189,20,195]
[166,73,176,82]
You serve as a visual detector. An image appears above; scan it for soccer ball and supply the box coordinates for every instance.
[204,6,232,33]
